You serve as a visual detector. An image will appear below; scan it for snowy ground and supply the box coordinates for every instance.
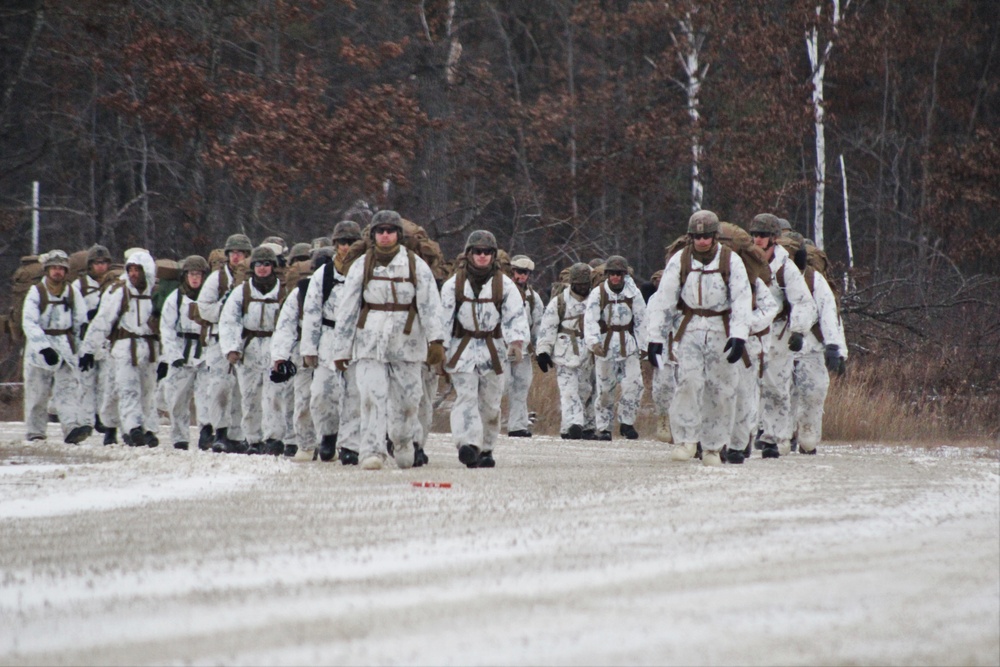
[0,423,997,666]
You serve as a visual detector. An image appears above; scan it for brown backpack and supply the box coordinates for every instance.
[5,256,46,341]
[344,217,448,283]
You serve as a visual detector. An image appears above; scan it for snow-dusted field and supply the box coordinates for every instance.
[1,423,997,666]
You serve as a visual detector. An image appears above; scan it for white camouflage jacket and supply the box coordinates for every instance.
[81,251,159,365]
[195,264,239,338]
[535,289,591,368]
[219,278,284,370]
[160,287,207,367]
[440,271,529,374]
[299,262,348,368]
[21,278,88,370]
[330,247,445,364]
[766,244,818,338]
[801,269,847,358]
[584,279,647,360]
[271,284,306,365]
[647,243,753,344]
[519,285,545,349]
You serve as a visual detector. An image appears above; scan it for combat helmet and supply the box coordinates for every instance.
[86,244,111,265]
[42,249,71,270]
[249,245,278,267]
[464,229,498,253]
[687,210,721,235]
[224,233,253,254]
[749,213,782,237]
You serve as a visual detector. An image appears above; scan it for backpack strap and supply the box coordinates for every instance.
[446,268,505,374]
[555,291,584,356]
[356,248,419,334]
[240,280,282,340]
[672,245,747,366]
[36,283,78,354]
[596,282,636,355]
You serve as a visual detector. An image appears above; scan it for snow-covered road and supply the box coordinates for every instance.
[1,425,997,666]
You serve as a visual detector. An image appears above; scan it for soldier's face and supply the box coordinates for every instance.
[126,265,144,287]
[513,268,530,286]
[606,271,625,288]
[751,232,772,250]
[46,266,67,282]
[335,239,352,260]
[186,271,204,289]
[90,259,110,278]
[253,262,273,278]
[228,250,247,266]
[692,233,715,252]
[470,247,494,269]
[373,226,398,248]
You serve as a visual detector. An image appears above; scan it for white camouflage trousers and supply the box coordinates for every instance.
[555,360,594,433]
[355,359,423,461]
[450,370,505,452]
[594,356,642,431]
[114,357,158,434]
[310,366,343,439]
[235,363,284,444]
[670,330,738,452]
[731,335,765,452]
[759,333,796,448]
[165,365,211,444]
[418,364,438,445]
[97,360,119,429]
[24,363,83,439]
[651,362,678,418]
[339,364,362,452]
[506,356,533,432]
[289,367,315,447]
[791,352,830,452]
[79,365,98,427]
[203,343,243,437]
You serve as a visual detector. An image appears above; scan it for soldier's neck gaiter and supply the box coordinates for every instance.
[373,244,399,267]
[465,256,494,293]
[45,277,66,297]
[252,274,277,294]
[692,241,719,265]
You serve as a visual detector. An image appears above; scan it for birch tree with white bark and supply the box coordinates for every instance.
[670,11,709,213]
[805,0,851,250]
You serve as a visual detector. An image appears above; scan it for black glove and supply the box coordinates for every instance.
[87,308,98,321]
[824,344,841,372]
[40,347,59,366]
[156,362,169,381]
[536,352,553,373]
[80,322,89,339]
[724,338,746,364]
[788,332,804,352]
[171,358,185,368]
[647,342,663,368]
[270,360,297,383]
[79,353,95,371]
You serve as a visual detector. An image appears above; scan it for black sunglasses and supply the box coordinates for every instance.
[373,226,397,235]
[471,248,495,256]
[691,233,715,240]
[750,231,772,238]
[606,270,626,277]
[513,268,531,275]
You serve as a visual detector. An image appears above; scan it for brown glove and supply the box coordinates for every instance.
[590,343,606,358]
[226,351,241,365]
[334,359,350,372]
[426,340,446,367]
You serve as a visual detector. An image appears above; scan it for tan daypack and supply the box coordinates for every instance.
[4,255,45,341]
[343,217,449,283]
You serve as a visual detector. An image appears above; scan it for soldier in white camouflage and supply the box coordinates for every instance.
[22,250,90,443]
[534,262,596,439]
[219,245,287,455]
[80,250,161,447]
[750,214,818,459]
[583,255,646,441]
[440,230,530,468]
[74,244,117,443]
[791,241,847,455]
[159,255,213,450]
[270,247,333,458]
[330,210,446,470]
[301,221,362,464]
[646,211,753,466]
[505,254,545,437]
[196,233,251,453]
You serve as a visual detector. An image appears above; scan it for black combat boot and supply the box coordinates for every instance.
[339,447,359,465]
[212,427,230,453]
[94,415,106,434]
[245,441,263,455]
[507,429,531,437]
[581,428,598,440]
[318,434,337,462]
[144,431,159,448]
[174,442,189,450]
[619,423,639,440]
[458,444,480,468]
[198,424,214,451]
[64,425,92,445]
[103,428,117,445]
[760,440,780,459]
[565,424,583,439]
[264,439,284,456]
[413,444,429,467]
[127,427,144,447]
[283,444,298,457]
[725,447,746,464]
[596,430,612,441]
[477,449,495,468]
[225,438,250,454]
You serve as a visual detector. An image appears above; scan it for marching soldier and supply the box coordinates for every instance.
[506,254,545,437]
